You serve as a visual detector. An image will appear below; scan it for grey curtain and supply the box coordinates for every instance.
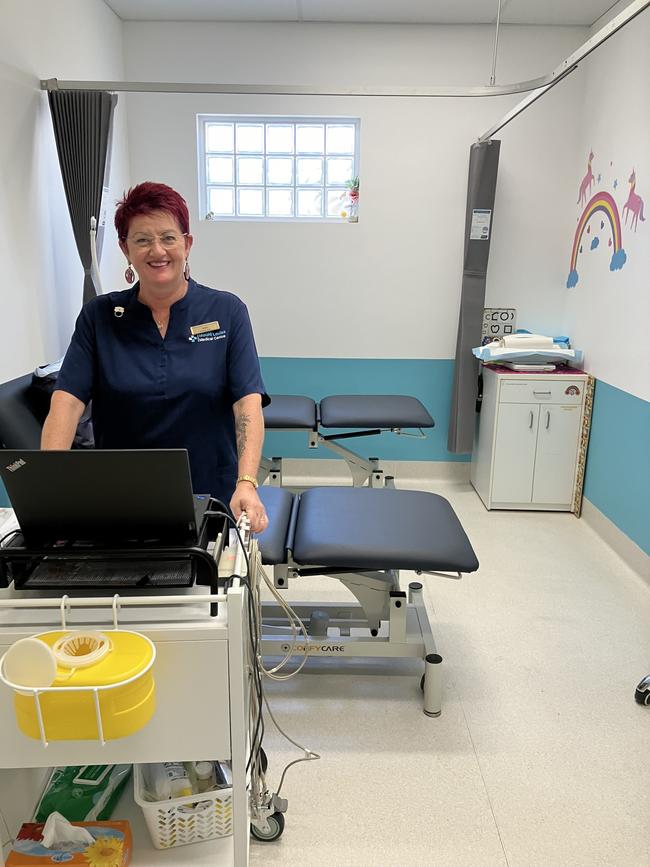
[48,90,117,305]
[447,139,501,454]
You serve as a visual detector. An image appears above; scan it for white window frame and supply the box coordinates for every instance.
[197,114,360,222]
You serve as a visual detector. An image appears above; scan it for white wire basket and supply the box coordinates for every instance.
[133,764,233,849]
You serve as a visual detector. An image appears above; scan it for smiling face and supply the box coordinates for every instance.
[120,209,193,294]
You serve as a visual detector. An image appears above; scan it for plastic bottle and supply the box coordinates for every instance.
[141,763,171,801]
[194,761,218,793]
[184,761,198,793]
[163,762,193,798]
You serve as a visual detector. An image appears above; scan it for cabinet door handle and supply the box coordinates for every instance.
[533,390,552,396]
[545,410,550,429]
[529,411,534,429]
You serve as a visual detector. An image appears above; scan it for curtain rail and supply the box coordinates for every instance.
[39,0,648,137]
[478,0,649,141]
[41,75,574,99]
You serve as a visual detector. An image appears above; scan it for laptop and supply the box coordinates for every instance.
[0,450,210,547]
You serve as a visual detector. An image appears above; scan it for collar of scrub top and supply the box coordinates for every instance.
[116,278,196,321]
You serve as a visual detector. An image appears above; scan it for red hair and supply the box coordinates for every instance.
[115,182,190,239]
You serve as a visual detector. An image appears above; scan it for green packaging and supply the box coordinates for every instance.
[33,765,132,822]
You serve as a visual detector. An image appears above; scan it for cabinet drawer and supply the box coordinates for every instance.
[499,379,585,405]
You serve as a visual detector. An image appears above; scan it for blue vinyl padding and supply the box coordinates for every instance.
[256,487,294,563]
[263,393,434,431]
[263,395,318,429]
[258,486,479,573]
[319,395,434,429]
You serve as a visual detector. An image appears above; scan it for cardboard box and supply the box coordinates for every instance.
[6,820,132,866]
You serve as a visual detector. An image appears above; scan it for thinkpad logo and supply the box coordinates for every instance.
[6,459,26,472]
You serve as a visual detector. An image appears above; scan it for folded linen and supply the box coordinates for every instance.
[472,345,583,365]
[498,333,554,349]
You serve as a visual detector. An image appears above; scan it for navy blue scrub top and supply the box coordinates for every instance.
[56,279,269,504]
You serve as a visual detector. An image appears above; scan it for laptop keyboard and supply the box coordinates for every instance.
[21,558,195,588]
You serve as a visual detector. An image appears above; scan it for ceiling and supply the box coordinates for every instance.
[103,0,620,28]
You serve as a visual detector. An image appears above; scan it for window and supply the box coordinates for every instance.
[197,116,360,221]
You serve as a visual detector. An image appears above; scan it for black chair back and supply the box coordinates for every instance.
[0,374,45,449]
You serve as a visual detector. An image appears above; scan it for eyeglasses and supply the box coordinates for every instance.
[127,232,188,249]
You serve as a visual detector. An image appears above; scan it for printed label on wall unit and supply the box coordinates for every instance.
[470,209,492,240]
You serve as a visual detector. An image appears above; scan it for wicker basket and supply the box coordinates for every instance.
[133,764,233,849]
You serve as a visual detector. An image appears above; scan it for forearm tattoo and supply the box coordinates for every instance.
[235,411,250,458]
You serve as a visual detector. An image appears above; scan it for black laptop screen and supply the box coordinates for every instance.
[0,450,199,545]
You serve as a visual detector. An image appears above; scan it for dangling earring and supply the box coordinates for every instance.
[125,263,135,284]
[183,259,190,280]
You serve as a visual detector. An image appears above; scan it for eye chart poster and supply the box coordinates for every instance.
[482,308,516,343]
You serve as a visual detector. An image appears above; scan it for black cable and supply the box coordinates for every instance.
[206,502,265,774]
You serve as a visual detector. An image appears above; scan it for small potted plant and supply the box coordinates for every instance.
[341,176,359,222]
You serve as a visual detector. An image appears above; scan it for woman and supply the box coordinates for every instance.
[41,182,269,533]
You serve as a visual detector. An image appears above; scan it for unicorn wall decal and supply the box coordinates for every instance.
[622,169,645,231]
[577,150,595,207]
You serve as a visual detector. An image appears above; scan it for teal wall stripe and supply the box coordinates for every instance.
[0,357,465,509]
[260,357,469,462]
[2,364,646,561]
[583,379,650,555]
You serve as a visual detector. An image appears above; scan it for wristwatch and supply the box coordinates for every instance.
[237,474,258,489]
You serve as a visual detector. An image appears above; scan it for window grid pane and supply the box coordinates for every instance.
[206,123,234,153]
[326,157,354,186]
[267,188,294,217]
[237,156,264,186]
[207,156,233,184]
[208,187,234,216]
[267,157,293,186]
[237,188,264,216]
[267,124,294,154]
[326,124,355,155]
[296,124,324,154]
[200,116,358,221]
[297,188,323,217]
[327,189,347,217]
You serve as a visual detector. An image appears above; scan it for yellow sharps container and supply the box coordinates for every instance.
[10,630,156,741]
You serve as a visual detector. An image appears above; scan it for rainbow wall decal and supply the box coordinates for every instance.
[567,191,626,288]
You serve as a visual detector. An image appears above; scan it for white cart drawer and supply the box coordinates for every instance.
[0,635,231,769]
[499,379,585,404]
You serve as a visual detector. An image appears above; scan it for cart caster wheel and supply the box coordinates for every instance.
[251,812,285,842]
[634,676,650,706]
[420,674,425,692]
[635,688,650,706]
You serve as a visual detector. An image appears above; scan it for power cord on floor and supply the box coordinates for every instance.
[262,693,320,797]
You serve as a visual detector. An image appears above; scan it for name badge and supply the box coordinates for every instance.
[190,321,220,335]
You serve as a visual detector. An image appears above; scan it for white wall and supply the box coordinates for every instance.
[487,9,650,401]
[122,22,585,359]
[564,11,650,400]
[484,74,586,337]
[0,0,129,383]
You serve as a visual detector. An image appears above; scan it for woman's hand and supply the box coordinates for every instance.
[230,481,268,534]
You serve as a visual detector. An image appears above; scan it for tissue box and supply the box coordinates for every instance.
[6,820,132,866]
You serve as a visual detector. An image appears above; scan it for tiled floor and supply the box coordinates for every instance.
[0,486,647,866]
[250,480,650,867]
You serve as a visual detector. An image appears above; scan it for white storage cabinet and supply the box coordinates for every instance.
[471,368,589,511]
